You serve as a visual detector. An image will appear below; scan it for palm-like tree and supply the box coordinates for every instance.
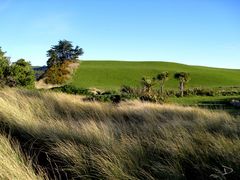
[156,71,169,94]
[141,77,156,93]
[174,72,190,97]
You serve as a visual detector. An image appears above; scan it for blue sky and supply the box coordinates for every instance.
[0,0,239,68]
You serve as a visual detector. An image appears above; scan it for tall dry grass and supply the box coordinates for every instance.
[0,134,45,180]
[0,88,240,179]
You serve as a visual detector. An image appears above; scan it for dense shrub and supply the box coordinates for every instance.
[86,90,124,103]
[44,61,71,84]
[140,92,166,103]
[0,48,35,88]
[52,85,90,95]
[188,88,240,97]
[164,87,240,97]
[0,47,10,86]
[120,85,140,99]
[87,94,122,103]
[86,86,167,103]
[53,84,240,104]
[183,88,215,96]
[218,89,240,96]
[165,89,176,97]
[120,85,135,94]
[52,85,125,103]
[9,59,35,87]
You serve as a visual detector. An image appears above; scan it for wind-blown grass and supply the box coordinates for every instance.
[0,88,240,179]
[0,134,45,180]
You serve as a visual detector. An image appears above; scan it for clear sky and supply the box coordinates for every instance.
[0,0,239,68]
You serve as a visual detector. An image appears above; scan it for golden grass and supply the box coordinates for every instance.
[0,134,45,180]
[0,88,239,179]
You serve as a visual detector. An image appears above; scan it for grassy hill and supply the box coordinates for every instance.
[71,61,240,90]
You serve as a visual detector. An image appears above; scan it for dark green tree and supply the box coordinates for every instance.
[0,47,10,83]
[174,72,190,97]
[47,40,84,67]
[9,59,35,87]
[0,47,11,86]
[46,49,58,67]
[156,71,169,94]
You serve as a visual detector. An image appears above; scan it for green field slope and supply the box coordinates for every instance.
[71,61,240,90]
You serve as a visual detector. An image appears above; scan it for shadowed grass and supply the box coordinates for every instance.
[0,134,46,180]
[0,88,240,179]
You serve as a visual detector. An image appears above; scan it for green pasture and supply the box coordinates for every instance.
[71,61,240,90]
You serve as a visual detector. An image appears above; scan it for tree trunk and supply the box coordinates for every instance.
[180,82,184,97]
[160,84,164,94]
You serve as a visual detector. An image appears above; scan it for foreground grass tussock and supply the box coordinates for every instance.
[0,134,45,180]
[0,88,240,179]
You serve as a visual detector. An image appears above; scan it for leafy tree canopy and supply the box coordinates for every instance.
[0,47,35,88]
[157,71,169,81]
[9,59,35,87]
[141,76,156,93]
[46,40,84,67]
[174,72,190,83]
[174,72,190,97]
[0,47,10,80]
[156,71,169,94]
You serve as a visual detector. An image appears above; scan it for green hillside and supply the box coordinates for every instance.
[71,61,240,90]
